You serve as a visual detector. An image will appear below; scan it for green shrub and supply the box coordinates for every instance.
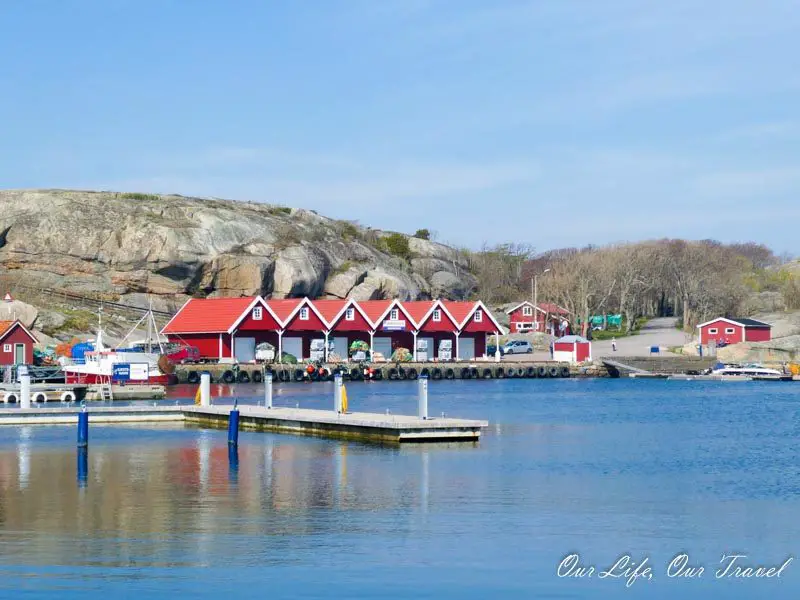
[269,206,292,216]
[413,228,431,240]
[336,220,362,241]
[120,192,161,201]
[381,233,411,260]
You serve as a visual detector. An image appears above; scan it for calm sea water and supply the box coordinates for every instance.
[1,379,799,599]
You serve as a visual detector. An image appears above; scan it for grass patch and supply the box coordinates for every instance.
[269,206,292,216]
[43,309,96,336]
[120,192,161,201]
[331,261,352,276]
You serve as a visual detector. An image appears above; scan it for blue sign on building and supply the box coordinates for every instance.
[112,363,131,382]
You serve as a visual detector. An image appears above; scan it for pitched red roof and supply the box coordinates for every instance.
[313,299,347,326]
[162,297,257,334]
[0,320,37,343]
[538,302,569,315]
[441,301,476,326]
[266,299,304,324]
[402,301,434,325]
[358,300,392,326]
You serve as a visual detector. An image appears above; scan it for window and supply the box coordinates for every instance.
[345,307,355,321]
[299,307,309,320]
[432,309,441,322]
[253,306,263,320]
[2,344,9,353]
[390,308,399,321]
[522,305,533,316]
[725,327,735,334]
[474,309,483,322]
[708,328,718,334]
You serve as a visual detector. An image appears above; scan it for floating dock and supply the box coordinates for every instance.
[0,404,487,444]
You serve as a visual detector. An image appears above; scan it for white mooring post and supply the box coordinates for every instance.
[20,373,31,409]
[334,373,343,413]
[418,375,428,420]
[265,372,273,409]
[200,372,211,407]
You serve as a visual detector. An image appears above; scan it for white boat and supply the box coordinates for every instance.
[709,363,791,381]
[63,305,176,386]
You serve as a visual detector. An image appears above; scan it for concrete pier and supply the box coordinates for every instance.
[0,404,487,444]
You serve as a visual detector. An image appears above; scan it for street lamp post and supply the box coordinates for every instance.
[532,269,550,331]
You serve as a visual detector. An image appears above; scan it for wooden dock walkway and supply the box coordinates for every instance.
[0,404,487,444]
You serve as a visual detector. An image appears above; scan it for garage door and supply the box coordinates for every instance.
[282,337,303,361]
[234,337,256,363]
[331,337,349,360]
[372,337,392,360]
[459,337,475,360]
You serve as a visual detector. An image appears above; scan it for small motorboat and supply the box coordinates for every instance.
[708,363,792,381]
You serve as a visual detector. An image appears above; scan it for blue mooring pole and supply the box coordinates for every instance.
[228,408,240,446]
[77,447,88,488]
[77,409,89,448]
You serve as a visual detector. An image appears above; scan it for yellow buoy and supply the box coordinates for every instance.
[341,384,348,413]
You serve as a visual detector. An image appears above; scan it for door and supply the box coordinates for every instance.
[459,337,475,360]
[372,337,392,360]
[331,337,349,360]
[233,337,256,363]
[282,337,303,361]
[14,344,25,365]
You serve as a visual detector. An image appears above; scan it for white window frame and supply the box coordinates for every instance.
[299,307,309,321]
[345,307,355,321]
[432,309,441,322]
[2,344,10,353]
[389,308,399,321]
[708,328,718,334]
[253,306,263,321]
[522,305,533,316]
[725,327,735,335]
[474,309,483,322]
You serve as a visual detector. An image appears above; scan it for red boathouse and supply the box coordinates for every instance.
[0,320,37,365]
[697,317,772,346]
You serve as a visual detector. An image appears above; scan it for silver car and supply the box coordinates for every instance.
[503,340,533,354]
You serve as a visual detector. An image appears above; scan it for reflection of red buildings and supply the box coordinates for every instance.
[162,297,504,362]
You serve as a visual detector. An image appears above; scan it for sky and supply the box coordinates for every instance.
[1,0,799,254]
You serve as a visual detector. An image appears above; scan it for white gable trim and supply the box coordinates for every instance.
[459,301,504,332]
[227,297,281,333]
[0,320,38,344]
[374,299,417,329]
[696,317,745,330]
[328,298,372,330]
[281,297,329,329]
[415,300,458,330]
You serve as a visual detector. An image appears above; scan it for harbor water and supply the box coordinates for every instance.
[1,379,799,599]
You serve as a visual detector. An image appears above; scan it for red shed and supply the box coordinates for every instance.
[315,299,371,361]
[161,297,257,360]
[405,300,459,361]
[268,298,328,361]
[506,301,570,334]
[0,320,37,365]
[450,301,504,359]
[362,299,414,360]
[228,298,282,362]
[552,335,591,364]
[697,317,772,346]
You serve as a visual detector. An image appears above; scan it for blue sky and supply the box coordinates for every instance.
[1,1,799,253]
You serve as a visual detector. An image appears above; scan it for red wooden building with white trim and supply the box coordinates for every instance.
[506,301,570,335]
[697,317,772,346]
[0,320,37,365]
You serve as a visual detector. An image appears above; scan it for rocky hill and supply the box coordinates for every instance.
[0,189,477,314]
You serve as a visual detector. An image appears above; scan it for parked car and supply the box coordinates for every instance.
[503,340,533,354]
[486,344,506,356]
[165,344,201,364]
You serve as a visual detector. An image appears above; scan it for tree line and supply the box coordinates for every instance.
[463,240,799,333]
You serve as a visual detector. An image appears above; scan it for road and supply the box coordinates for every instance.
[591,317,690,357]
[503,317,691,361]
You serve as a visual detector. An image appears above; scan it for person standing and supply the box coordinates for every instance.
[611,337,617,352]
